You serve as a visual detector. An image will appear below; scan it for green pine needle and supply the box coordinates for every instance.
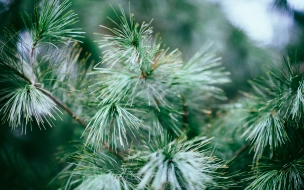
[242,106,288,161]
[21,0,84,47]
[241,58,304,162]
[267,58,304,121]
[0,84,61,133]
[89,68,141,106]
[62,148,136,190]
[128,135,230,190]
[172,42,230,101]
[85,103,141,150]
[96,4,153,68]
[246,156,304,190]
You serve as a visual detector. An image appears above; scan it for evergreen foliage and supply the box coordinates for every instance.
[245,155,304,190]
[214,58,304,189]
[61,148,136,190]
[1,0,304,189]
[127,135,229,190]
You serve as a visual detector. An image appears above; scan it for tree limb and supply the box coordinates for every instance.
[231,142,250,159]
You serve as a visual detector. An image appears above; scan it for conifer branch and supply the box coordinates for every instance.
[0,60,33,85]
[1,57,86,128]
[3,1,304,189]
[127,135,232,189]
[231,142,250,159]
[30,39,38,84]
[181,95,188,132]
[35,86,125,160]
[35,86,87,127]
[1,60,124,159]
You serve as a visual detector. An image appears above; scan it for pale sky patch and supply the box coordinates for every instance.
[211,0,294,47]
[288,0,304,11]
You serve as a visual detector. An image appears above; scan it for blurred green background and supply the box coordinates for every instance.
[1,0,304,189]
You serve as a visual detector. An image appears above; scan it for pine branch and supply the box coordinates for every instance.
[29,38,38,83]
[35,86,87,127]
[246,155,304,190]
[85,102,141,151]
[61,147,135,190]
[181,95,188,132]
[1,58,124,160]
[231,142,250,159]
[239,59,304,162]
[0,60,32,85]
[1,2,237,189]
[21,0,84,46]
[38,85,125,160]
[1,52,84,126]
[36,86,125,160]
[127,135,232,189]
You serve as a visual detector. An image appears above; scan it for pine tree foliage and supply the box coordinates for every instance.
[245,155,304,190]
[241,58,304,161]
[0,84,61,133]
[0,0,84,133]
[214,57,304,189]
[21,0,83,47]
[85,5,230,151]
[127,135,229,190]
[61,136,230,190]
[86,103,141,150]
[0,1,232,189]
[96,5,153,68]
[3,0,304,189]
[61,148,136,190]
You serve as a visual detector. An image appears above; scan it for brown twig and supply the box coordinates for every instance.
[3,63,124,160]
[36,86,124,160]
[1,61,33,84]
[36,86,87,127]
[231,142,250,159]
[181,95,188,132]
[30,40,38,83]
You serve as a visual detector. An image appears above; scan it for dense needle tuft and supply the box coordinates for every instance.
[240,58,304,162]
[0,84,61,133]
[85,103,141,150]
[127,135,229,190]
[246,156,304,190]
[96,4,153,68]
[21,0,84,47]
[62,148,136,190]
